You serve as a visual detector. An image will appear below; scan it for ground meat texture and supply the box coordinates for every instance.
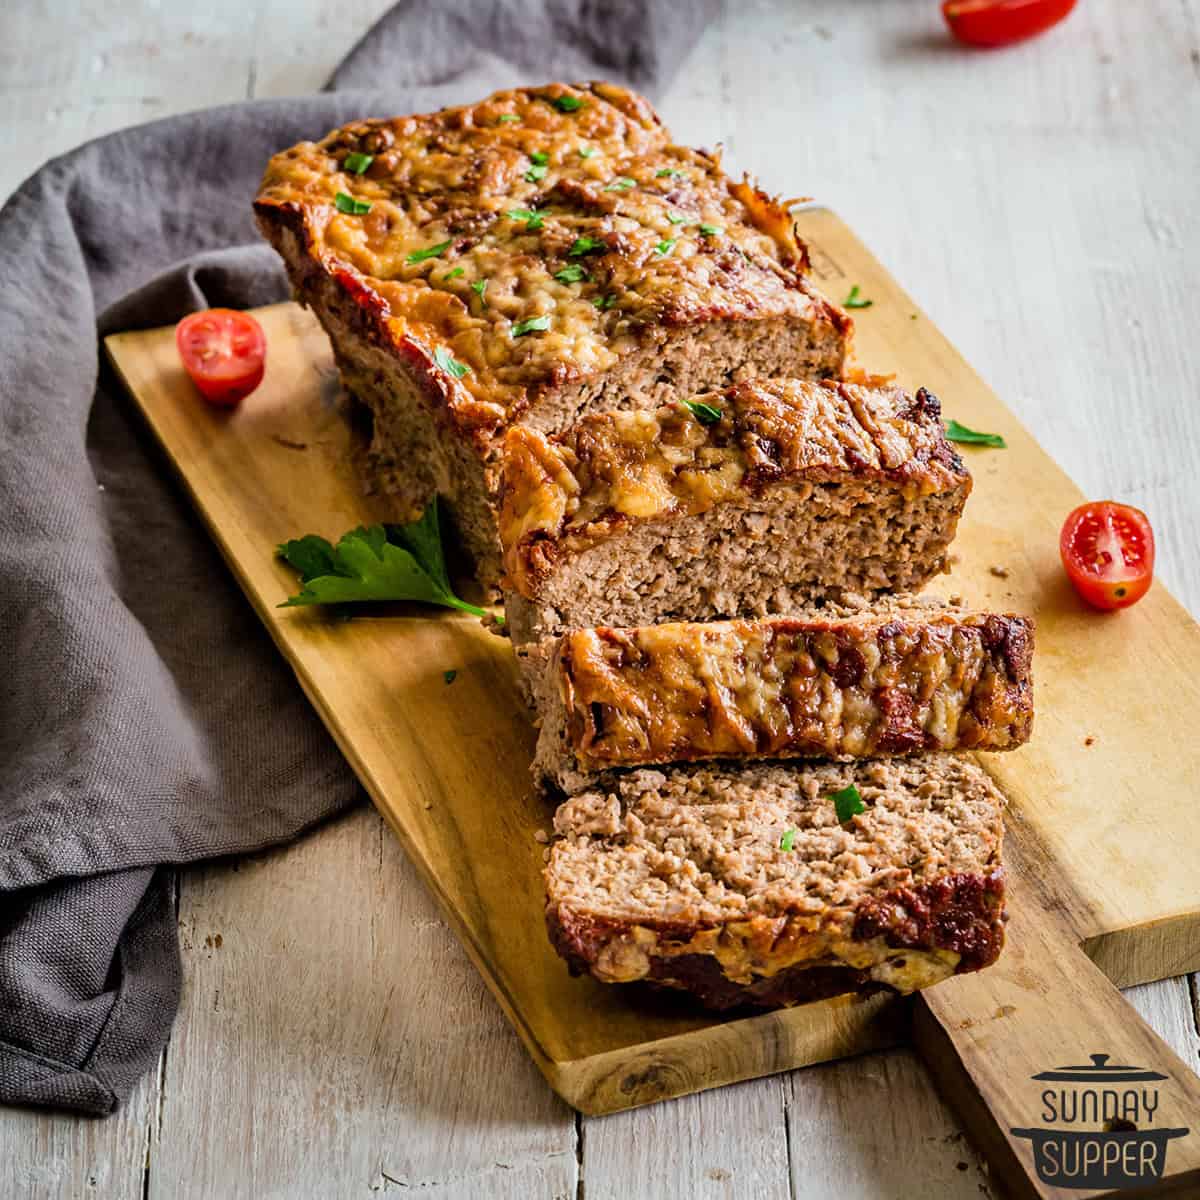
[544,756,1007,1008]
[499,379,970,639]
[254,82,850,587]
[531,606,1034,792]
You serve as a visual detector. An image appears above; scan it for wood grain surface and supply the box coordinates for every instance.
[4,2,1200,1197]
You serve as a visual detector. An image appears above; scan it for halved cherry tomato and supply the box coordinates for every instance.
[176,309,266,407]
[943,0,1077,47]
[1060,502,1155,611]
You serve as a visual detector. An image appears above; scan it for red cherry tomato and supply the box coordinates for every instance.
[943,0,1077,47]
[1060,502,1155,611]
[176,309,266,406]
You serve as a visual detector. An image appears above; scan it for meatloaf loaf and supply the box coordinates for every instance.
[254,82,850,586]
[531,606,1034,792]
[500,379,971,643]
[546,755,1007,1008]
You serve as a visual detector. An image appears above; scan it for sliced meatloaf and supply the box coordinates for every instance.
[531,607,1034,792]
[500,379,971,643]
[254,82,850,586]
[545,755,1007,1008]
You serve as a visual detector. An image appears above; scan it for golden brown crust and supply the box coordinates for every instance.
[498,381,970,597]
[553,611,1034,776]
[254,82,850,450]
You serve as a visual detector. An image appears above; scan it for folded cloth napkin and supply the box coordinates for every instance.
[0,0,715,1115]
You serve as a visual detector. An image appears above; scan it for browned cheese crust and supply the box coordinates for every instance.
[545,757,1007,1009]
[499,379,970,598]
[540,609,1033,787]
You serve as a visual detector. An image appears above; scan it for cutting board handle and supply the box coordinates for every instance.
[913,822,1200,1199]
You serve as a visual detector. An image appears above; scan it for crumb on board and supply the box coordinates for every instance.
[989,565,1009,579]
[270,433,308,450]
[534,829,550,844]
[948,594,965,607]
[1085,736,1095,747]
[947,552,961,567]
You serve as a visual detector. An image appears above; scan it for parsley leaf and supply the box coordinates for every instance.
[549,95,585,112]
[512,315,552,336]
[443,266,465,280]
[507,208,545,230]
[471,279,488,303]
[666,212,685,225]
[432,345,471,379]
[592,294,617,310]
[334,192,372,215]
[277,501,487,617]
[568,235,605,257]
[406,240,452,264]
[843,285,873,309]
[529,151,549,165]
[831,784,866,823]
[945,419,1007,449]
[554,264,589,284]
[497,113,521,124]
[654,238,676,256]
[524,164,548,183]
[579,145,597,158]
[779,829,797,852]
[604,177,636,192]
[656,167,686,179]
[343,152,373,175]
[684,399,722,425]
[443,669,457,685]
[698,224,723,237]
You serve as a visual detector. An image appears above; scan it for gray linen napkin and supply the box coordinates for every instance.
[0,0,716,1115]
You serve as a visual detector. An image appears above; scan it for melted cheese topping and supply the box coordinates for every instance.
[256,82,839,434]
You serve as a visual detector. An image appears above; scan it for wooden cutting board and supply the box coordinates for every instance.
[105,209,1200,1199]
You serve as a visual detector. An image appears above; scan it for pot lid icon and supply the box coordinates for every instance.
[1032,1053,1167,1083]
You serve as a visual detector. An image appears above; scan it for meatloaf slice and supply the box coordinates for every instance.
[500,379,971,643]
[254,81,850,586]
[545,755,1007,1009]
[531,607,1034,793]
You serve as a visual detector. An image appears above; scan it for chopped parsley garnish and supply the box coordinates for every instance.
[604,177,636,192]
[549,95,585,112]
[654,238,676,256]
[529,151,549,166]
[592,294,617,310]
[578,145,597,158]
[512,315,552,336]
[405,240,451,264]
[471,279,489,303]
[524,164,549,183]
[343,152,373,175]
[843,285,873,309]
[656,167,686,179]
[506,208,545,230]
[945,419,1007,449]
[779,829,797,852]
[554,264,589,284]
[443,669,457,685]
[277,501,488,617]
[568,235,605,257]
[698,224,724,237]
[831,784,866,823]
[334,192,372,215]
[666,212,686,225]
[432,346,470,379]
[497,113,521,124]
[683,399,722,425]
[443,267,465,280]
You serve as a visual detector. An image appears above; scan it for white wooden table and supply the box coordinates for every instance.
[3,2,1199,1196]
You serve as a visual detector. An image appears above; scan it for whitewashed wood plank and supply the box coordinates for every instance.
[0,1069,159,1200]
[1124,977,1200,1070]
[150,804,576,1200]
[583,1076,791,1200]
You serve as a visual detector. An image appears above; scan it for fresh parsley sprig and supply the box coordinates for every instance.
[343,152,373,175]
[843,285,873,309]
[277,501,488,617]
[945,419,1006,449]
[334,192,372,215]
[406,240,451,264]
[683,399,722,425]
[831,784,866,823]
[512,315,552,336]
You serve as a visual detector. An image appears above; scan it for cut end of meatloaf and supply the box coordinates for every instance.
[531,605,1034,793]
[254,82,850,587]
[500,380,971,640]
[544,755,1007,1009]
